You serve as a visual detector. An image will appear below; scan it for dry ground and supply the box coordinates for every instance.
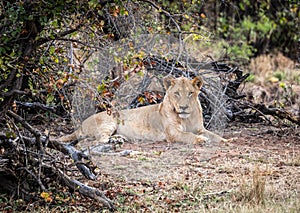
[2,122,298,212]
[82,122,299,212]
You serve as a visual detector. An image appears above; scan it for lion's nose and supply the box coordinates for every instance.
[179,105,188,111]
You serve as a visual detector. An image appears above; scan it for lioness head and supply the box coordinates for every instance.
[163,76,203,119]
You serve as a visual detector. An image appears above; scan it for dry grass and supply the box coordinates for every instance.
[248,52,298,85]
[235,167,267,205]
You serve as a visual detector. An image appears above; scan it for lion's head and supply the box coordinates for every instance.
[163,76,203,119]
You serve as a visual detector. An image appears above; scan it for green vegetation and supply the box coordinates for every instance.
[214,0,299,60]
[1,0,298,114]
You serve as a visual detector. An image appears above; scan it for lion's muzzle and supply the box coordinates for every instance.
[177,105,190,118]
[178,112,190,119]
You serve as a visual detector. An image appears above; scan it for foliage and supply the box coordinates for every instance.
[147,0,298,61]
[1,0,298,117]
[214,0,299,60]
[0,0,134,209]
[0,0,129,117]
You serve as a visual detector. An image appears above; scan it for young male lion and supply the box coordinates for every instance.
[59,76,227,144]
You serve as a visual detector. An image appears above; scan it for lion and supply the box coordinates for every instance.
[58,76,227,144]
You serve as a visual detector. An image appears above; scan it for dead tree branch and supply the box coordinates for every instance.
[57,169,115,210]
[253,104,300,125]
[1,110,114,209]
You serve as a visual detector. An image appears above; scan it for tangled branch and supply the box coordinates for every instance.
[0,110,114,210]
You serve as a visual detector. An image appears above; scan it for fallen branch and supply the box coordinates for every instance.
[2,110,114,209]
[8,110,97,179]
[58,169,115,210]
[253,104,300,125]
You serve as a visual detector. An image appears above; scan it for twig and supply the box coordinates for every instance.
[203,188,235,199]
[140,0,181,33]
[36,23,85,46]
[57,169,115,210]
[21,135,98,181]
[22,167,46,191]
[15,101,57,113]
[7,110,41,139]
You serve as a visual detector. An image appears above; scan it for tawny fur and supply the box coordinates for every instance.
[59,76,227,144]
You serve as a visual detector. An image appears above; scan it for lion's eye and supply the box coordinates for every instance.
[188,92,194,97]
[175,92,180,97]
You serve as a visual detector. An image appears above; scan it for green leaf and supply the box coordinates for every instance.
[49,46,55,55]
[46,93,55,104]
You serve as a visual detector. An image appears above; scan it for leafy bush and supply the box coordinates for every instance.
[215,0,298,60]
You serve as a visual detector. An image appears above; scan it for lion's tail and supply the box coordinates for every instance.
[57,129,80,143]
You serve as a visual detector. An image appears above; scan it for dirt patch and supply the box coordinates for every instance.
[92,123,299,179]
[93,140,219,181]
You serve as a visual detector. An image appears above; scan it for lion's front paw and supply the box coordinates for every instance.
[108,134,128,147]
[193,135,209,144]
[220,138,228,143]
[221,137,238,143]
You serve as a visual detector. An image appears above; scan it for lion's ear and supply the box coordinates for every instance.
[192,76,203,90]
[163,76,175,90]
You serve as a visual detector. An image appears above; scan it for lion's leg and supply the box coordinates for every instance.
[58,128,83,142]
[93,122,118,143]
[78,113,118,144]
[166,128,209,144]
[76,122,119,155]
[200,130,227,143]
